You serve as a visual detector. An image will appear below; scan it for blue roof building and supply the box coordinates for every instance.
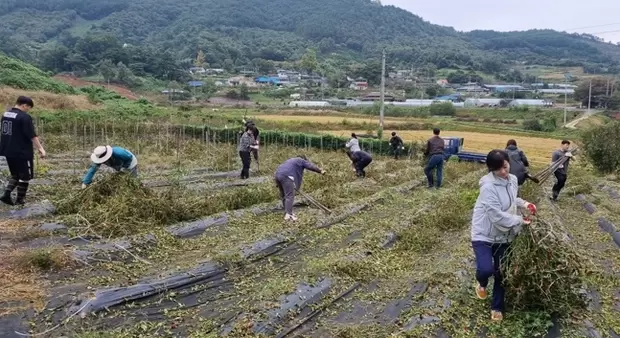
[255,76,280,85]
[188,81,204,87]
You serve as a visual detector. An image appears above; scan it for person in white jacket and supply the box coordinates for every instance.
[345,133,361,153]
[470,149,537,322]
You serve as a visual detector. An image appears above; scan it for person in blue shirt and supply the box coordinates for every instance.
[82,145,138,188]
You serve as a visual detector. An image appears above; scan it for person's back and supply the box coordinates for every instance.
[275,157,321,189]
[505,145,527,183]
[346,137,361,153]
[0,108,35,159]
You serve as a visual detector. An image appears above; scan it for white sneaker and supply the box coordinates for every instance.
[284,213,298,221]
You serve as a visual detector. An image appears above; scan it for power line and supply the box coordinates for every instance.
[588,29,620,35]
[565,22,620,32]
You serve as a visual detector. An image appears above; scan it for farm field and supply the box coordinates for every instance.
[323,130,561,165]
[255,114,412,125]
[1,135,619,337]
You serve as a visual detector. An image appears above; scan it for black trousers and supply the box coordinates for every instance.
[6,157,34,181]
[552,171,567,196]
[392,147,401,159]
[354,158,372,177]
[239,151,251,179]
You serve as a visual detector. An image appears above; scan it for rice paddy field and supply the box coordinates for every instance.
[323,130,562,166]
[0,122,619,338]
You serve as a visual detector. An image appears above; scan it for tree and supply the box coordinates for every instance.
[300,48,318,74]
[116,61,134,85]
[195,50,206,68]
[522,119,543,131]
[200,79,218,99]
[239,83,250,100]
[98,59,117,83]
[583,121,620,173]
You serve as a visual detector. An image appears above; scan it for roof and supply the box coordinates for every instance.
[188,81,204,87]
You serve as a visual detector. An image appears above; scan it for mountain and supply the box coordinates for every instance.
[1,0,619,80]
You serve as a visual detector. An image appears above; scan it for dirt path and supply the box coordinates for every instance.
[53,75,138,100]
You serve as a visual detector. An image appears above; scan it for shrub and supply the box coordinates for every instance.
[429,102,456,116]
[522,119,543,131]
[582,121,620,173]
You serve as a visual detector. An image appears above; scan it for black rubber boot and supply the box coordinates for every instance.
[15,181,29,205]
[0,191,14,205]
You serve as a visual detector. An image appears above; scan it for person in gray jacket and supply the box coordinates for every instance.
[237,127,257,179]
[275,155,326,221]
[471,150,537,322]
[550,140,573,201]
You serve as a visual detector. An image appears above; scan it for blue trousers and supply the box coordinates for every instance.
[472,241,510,311]
[424,154,444,188]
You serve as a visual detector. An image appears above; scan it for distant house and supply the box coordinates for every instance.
[227,76,256,87]
[485,85,526,93]
[289,101,330,107]
[189,67,206,75]
[161,89,185,94]
[508,99,553,107]
[255,76,280,85]
[349,81,369,90]
[456,83,488,93]
[464,98,502,107]
[205,68,225,74]
[188,81,204,87]
[361,92,396,102]
[537,89,575,95]
[436,79,449,87]
[290,93,301,99]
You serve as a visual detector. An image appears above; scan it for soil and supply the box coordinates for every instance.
[53,75,139,100]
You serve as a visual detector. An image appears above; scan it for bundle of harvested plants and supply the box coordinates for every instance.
[502,214,587,315]
[57,173,189,237]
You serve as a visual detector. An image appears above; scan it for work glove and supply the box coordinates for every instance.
[564,152,573,158]
[320,170,326,175]
[524,202,537,215]
[522,217,531,225]
[81,183,87,189]
[250,145,259,150]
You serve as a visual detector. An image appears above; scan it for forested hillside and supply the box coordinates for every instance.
[1,0,619,83]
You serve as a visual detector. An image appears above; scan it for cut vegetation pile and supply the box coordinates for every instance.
[56,173,196,237]
[503,214,588,315]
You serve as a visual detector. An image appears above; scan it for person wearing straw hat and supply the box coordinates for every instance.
[82,145,138,188]
[471,149,536,322]
[274,155,326,221]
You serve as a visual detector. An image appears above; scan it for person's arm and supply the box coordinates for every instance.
[551,151,561,163]
[302,160,323,174]
[82,163,101,185]
[24,116,46,157]
[398,137,403,146]
[520,150,530,167]
[345,139,352,149]
[479,185,524,230]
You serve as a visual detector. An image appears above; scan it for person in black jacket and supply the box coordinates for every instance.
[351,150,372,178]
[389,132,404,159]
[505,139,538,186]
[0,96,47,205]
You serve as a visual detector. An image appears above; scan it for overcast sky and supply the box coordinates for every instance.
[383,0,620,43]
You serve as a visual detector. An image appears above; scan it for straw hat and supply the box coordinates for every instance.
[91,145,113,164]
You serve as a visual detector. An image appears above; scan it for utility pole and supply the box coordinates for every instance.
[588,79,592,112]
[379,49,386,132]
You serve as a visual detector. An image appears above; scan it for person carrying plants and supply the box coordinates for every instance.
[423,128,445,189]
[350,150,373,178]
[505,139,538,186]
[274,155,326,221]
[82,145,138,188]
[389,131,404,160]
[471,149,537,322]
[0,96,47,205]
[238,127,257,179]
[550,139,573,201]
